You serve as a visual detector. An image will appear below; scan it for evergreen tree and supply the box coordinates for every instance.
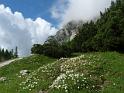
[14,46,18,58]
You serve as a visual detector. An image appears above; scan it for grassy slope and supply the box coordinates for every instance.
[0,52,123,93]
[0,55,56,93]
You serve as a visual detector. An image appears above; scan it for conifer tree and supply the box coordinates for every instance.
[14,46,18,58]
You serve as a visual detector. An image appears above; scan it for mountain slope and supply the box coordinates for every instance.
[0,55,56,93]
[0,52,123,93]
[45,21,82,44]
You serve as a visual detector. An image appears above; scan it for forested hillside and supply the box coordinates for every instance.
[71,0,124,53]
[31,0,124,58]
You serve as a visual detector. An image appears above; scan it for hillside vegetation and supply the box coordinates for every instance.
[0,52,123,93]
[31,0,124,58]
[0,55,55,93]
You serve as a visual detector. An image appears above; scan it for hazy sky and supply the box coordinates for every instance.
[0,0,116,56]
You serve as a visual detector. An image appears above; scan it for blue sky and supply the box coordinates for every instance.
[0,0,58,26]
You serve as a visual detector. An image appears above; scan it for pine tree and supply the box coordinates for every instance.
[14,46,18,58]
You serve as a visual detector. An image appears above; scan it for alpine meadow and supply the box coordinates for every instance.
[0,0,124,93]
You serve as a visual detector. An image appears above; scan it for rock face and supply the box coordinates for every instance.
[45,21,82,44]
[54,28,78,43]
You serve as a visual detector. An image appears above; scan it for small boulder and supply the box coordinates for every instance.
[20,70,30,76]
[0,77,6,82]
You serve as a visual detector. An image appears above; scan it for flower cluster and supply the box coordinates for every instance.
[19,54,106,92]
[19,70,39,91]
[49,72,86,93]
[19,62,60,91]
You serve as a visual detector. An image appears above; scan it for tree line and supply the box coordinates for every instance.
[71,0,124,53]
[31,0,124,58]
[0,47,18,62]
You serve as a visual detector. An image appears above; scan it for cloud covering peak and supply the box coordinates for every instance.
[0,4,57,56]
[51,0,116,25]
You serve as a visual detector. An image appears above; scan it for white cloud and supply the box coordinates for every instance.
[51,0,116,26]
[51,0,68,20]
[0,4,57,56]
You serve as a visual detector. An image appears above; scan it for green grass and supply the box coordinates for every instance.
[0,55,56,93]
[0,52,124,93]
